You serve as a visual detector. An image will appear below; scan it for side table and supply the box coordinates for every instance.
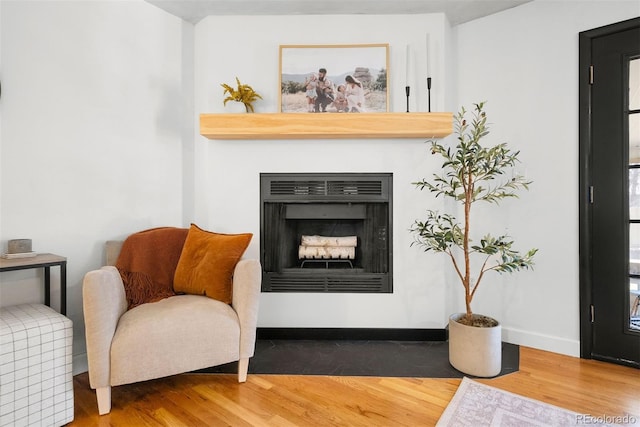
[0,253,67,315]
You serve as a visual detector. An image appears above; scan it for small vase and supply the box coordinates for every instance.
[226,102,248,113]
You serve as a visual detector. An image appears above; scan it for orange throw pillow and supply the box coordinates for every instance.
[173,224,252,304]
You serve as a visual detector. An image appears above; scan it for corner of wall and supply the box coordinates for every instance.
[73,353,88,376]
[181,21,196,225]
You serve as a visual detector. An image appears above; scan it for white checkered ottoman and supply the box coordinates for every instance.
[0,304,74,426]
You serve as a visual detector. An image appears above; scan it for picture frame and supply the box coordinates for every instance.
[279,44,389,113]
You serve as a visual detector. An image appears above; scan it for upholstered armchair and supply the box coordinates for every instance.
[82,226,261,415]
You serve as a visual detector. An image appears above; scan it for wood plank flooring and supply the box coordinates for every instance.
[69,346,639,426]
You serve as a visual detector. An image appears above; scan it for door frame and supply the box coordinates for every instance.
[579,17,640,360]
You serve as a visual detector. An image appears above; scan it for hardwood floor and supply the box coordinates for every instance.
[69,346,639,426]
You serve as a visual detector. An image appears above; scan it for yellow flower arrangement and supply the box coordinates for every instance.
[221,77,263,112]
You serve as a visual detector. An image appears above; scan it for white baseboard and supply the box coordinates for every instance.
[502,327,580,357]
[73,352,88,376]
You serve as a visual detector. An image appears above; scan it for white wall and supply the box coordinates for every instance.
[453,1,640,355]
[194,4,640,356]
[0,0,189,374]
[2,0,638,376]
[194,14,454,329]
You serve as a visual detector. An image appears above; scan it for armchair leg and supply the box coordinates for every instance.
[238,358,249,382]
[96,386,112,415]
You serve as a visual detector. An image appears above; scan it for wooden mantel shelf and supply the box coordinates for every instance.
[199,112,453,140]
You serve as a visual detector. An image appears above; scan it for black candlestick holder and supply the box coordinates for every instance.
[405,86,410,112]
[427,77,432,112]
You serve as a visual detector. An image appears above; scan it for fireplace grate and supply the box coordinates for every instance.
[270,179,383,197]
[266,274,387,293]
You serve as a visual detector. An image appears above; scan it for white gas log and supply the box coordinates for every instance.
[298,245,356,259]
[300,235,357,247]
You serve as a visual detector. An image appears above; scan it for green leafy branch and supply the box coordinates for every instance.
[413,103,531,204]
[410,212,537,299]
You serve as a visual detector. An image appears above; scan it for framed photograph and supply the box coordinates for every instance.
[279,44,389,113]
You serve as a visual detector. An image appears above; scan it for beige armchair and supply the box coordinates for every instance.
[82,241,261,415]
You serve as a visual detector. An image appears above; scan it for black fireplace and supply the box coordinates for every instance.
[260,173,392,293]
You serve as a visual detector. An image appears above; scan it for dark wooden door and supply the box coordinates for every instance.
[580,18,640,367]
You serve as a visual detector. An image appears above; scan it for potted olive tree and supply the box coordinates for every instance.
[410,102,537,377]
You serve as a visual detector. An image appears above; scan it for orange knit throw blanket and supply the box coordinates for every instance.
[115,227,188,309]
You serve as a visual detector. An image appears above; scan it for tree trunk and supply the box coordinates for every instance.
[464,166,474,320]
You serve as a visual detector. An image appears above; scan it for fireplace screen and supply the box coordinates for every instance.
[260,173,392,293]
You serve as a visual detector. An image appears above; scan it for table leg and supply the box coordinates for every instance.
[60,262,67,315]
[44,266,51,307]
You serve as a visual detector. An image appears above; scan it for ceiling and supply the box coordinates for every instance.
[144,0,533,26]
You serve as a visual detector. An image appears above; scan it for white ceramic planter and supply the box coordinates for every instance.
[448,313,502,377]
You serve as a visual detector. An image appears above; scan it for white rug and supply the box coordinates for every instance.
[437,377,629,427]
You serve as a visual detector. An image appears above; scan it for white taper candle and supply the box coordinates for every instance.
[426,34,431,77]
[405,44,410,86]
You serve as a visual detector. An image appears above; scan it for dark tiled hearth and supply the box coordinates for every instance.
[200,340,519,378]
